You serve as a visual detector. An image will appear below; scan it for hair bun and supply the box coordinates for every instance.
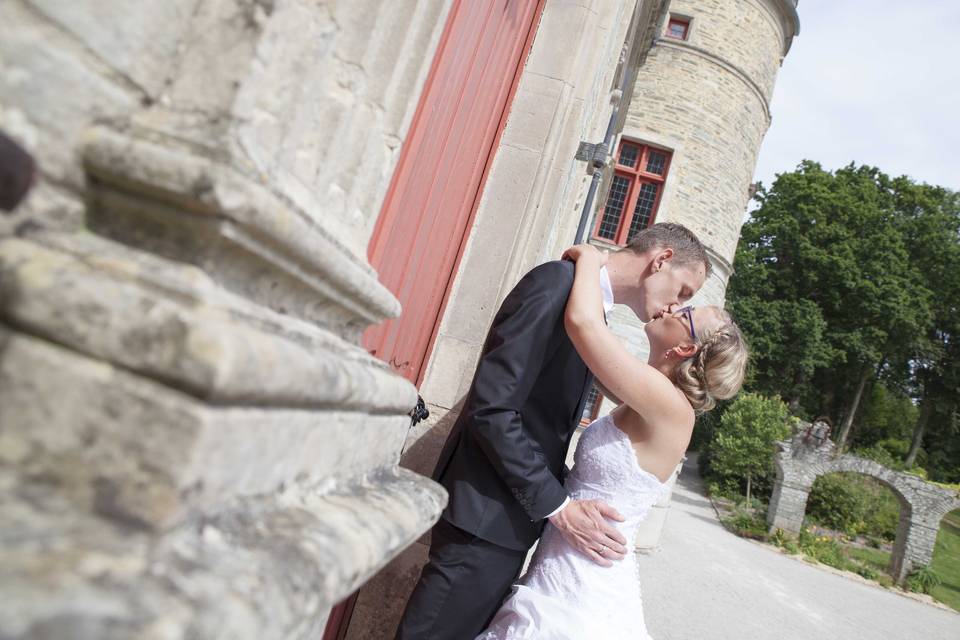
[674,317,748,413]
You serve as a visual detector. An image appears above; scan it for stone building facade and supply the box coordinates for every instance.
[1,1,799,639]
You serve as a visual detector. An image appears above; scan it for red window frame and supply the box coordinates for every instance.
[592,140,671,246]
[666,17,690,40]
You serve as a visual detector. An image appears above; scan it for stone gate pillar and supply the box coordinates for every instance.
[767,478,813,535]
[889,493,960,584]
[889,514,939,584]
[1,1,450,637]
[767,427,824,535]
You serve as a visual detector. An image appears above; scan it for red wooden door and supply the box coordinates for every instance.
[363,0,545,385]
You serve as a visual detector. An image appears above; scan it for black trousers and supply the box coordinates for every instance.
[395,518,528,640]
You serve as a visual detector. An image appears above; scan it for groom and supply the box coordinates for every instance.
[396,223,711,639]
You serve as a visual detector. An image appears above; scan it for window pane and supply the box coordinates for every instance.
[597,175,631,240]
[581,385,601,422]
[646,150,666,175]
[627,182,660,242]
[618,144,639,168]
[667,20,690,40]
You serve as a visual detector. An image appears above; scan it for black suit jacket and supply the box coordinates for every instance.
[432,260,593,551]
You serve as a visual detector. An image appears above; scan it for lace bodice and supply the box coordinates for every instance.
[567,414,670,525]
[477,415,669,639]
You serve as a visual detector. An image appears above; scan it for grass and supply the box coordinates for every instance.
[928,510,960,611]
[847,546,890,573]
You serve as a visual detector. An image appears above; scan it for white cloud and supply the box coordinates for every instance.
[753,0,960,191]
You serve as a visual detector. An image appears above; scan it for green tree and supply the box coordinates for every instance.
[852,383,917,450]
[890,180,960,472]
[710,393,792,503]
[729,162,934,445]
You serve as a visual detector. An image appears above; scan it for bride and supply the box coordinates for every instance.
[477,244,748,639]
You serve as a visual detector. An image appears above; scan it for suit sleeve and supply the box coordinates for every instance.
[465,261,572,521]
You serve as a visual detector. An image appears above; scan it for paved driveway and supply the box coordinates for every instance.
[635,455,959,640]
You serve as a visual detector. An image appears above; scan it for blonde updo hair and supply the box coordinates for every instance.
[674,311,748,413]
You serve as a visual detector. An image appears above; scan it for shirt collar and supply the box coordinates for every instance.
[599,266,614,319]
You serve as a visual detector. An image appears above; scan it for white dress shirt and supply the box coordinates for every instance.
[545,266,614,520]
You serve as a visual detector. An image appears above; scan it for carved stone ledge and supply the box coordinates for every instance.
[0,326,415,531]
[81,124,399,340]
[0,465,446,639]
[0,234,415,412]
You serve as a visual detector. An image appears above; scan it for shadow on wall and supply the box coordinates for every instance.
[343,398,466,640]
[399,398,466,481]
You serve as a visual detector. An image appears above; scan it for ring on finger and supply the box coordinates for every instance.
[598,545,607,555]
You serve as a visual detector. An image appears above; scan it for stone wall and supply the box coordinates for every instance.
[0,1,454,637]
[768,428,960,584]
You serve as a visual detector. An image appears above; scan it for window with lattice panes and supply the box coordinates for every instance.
[593,141,671,246]
[580,384,602,425]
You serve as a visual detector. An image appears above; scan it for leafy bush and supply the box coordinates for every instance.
[707,393,792,503]
[906,566,942,594]
[770,528,800,554]
[852,384,918,450]
[876,438,910,458]
[794,527,877,575]
[806,472,900,541]
[853,444,900,468]
[722,509,768,540]
[806,474,863,533]
[856,566,880,581]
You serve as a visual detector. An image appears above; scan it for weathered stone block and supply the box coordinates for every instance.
[81,125,400,339]
[0,464,445,639]
[0,234,415,413]
[0,327,415,530]
[28,0,199,97]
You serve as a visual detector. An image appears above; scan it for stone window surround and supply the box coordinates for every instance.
[591,137,674,247]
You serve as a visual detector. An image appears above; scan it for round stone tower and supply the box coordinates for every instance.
[622,0,800,306]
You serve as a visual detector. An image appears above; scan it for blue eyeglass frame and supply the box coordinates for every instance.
[677,305,697,342]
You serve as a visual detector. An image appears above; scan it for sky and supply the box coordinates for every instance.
[752,1,960,192]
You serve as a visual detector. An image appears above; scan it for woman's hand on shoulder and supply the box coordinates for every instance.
[561,243,608,266]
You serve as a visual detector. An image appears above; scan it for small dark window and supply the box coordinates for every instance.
[666,17,690,40]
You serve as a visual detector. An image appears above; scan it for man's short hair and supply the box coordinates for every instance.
[623,222,711,277]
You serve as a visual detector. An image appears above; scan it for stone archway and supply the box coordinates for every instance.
[767,423,960,584]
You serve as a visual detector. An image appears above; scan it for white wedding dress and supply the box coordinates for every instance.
[477,414,670,640]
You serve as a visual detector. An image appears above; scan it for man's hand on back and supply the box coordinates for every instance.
[548,499,627,567]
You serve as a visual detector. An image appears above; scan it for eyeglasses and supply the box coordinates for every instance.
[676,305,697,342]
